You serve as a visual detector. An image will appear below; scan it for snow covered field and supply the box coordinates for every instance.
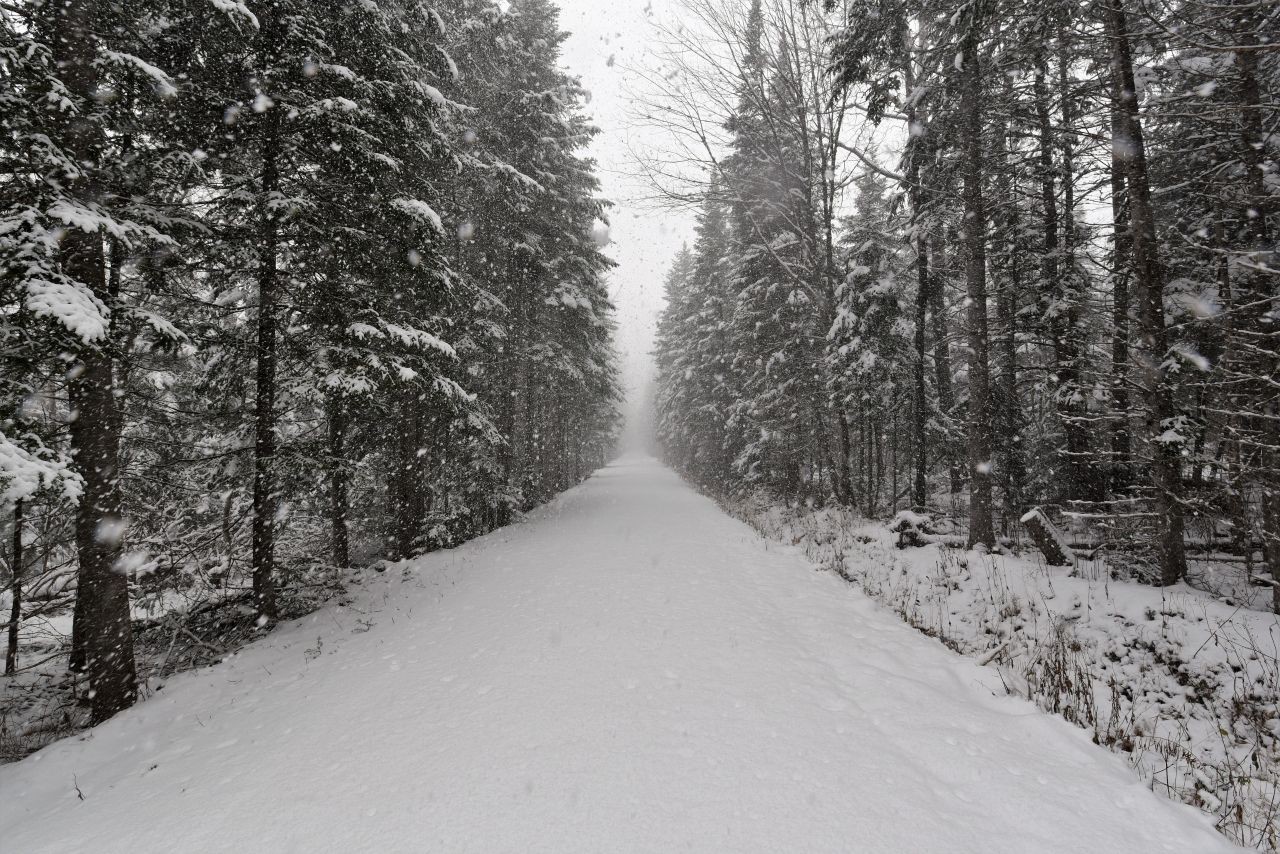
[0,458,1236,852]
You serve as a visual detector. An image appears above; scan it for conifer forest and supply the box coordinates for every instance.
[2,0,620,722]
[653,0,1278,599]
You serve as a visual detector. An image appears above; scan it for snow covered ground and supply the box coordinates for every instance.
[742,498,1280,846]
[0,457,1237,852]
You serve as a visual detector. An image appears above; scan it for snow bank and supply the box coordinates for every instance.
[738,498,1280,849]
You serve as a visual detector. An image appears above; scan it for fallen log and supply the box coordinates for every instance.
[1020,507,1074,567]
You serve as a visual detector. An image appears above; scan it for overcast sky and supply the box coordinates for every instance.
[555,0,691,441]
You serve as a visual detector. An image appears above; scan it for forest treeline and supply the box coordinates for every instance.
[0,0,620,723]
[651,0,1277,598]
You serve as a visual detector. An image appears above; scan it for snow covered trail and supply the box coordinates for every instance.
[1,458,1235,853]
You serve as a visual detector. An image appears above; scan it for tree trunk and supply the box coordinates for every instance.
[1035,47,1068,500]
[1265,485,1280,614]
[1057,36,1102,503]
[1236,34,1270,250]
[328,395,350,568]
[393,392,425,557]
[251,91,282,620]
[496,266,517,526]
[1106,0,1186,585]
[1235,28,1279,612]
[1038,35,1100,504]
[6,500,22,676]
[836,408,854,505]
[1108,90,1133,494]
[873,418,883,516]
[523,298,541,504]
[904,41,929,510]
[994,75,1022,533]
[959,8,995,548]
[68,302,139,723]
[249,7,287,616]
[55,0,137,722]
[912,235,929,508]
[929,249,961,496]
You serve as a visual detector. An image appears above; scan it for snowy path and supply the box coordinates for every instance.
[2,458,1235,853]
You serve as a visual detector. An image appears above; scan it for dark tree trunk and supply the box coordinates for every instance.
[1056,36,1103,503]
[68,297,138,723]
[1038,36,1101,504]
[251,95,282,620]
[1106,0,1186,585]
[393,392,425,557]
[836,409,854,505]
[1236,36,1270,249]
[522,299,541,504]
[249,8,286,618]
[1035,48,1066,498]
[328,395,350,568]
[1108,91,1133,493]
[1235,29,1279,612]
[890,411,899,512]
[873,418,883,516]
[55,0,137,722]
[496,317,516,527]
[959,8,995,548]
[928,249,961,496]
[6,500,22,676]
[912,236,929,508]
[994,76,1022,533]
[904,41,929,510]
[504,260,529,514]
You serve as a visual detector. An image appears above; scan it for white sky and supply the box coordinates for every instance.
[556,0,691,442]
